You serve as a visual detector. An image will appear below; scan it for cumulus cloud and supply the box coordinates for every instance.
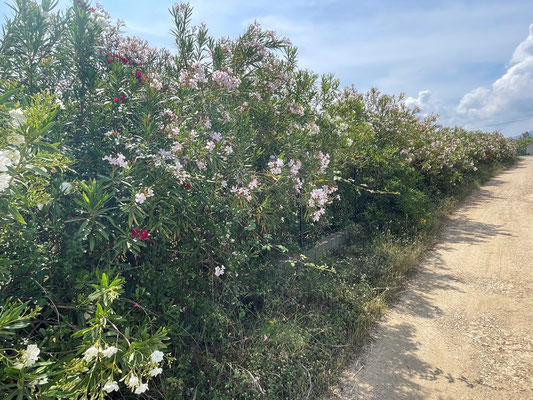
[456,24,533,121]
[405,90,440,115]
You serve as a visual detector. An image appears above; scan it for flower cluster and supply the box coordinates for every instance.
[212,69,241,90]
[13,344,40,369]
[102,153,128,168]
[135,188,154,204]
[131,228,149,241]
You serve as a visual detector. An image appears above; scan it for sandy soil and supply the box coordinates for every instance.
[328,157,533,400]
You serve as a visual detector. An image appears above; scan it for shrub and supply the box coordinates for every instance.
[0,1,517,398]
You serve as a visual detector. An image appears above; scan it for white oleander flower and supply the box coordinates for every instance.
[103,381,119,393]
[15,344,40,369]
[83,346,100,362]
[9,108,26,127]
[134,383,149,394]
[102,346,118,358]
[7,133,25,146]
[149,367,162,376]
[150,350,164,363]
[127,375,139,387]
[0,174,9,193]
[60,182,74,194]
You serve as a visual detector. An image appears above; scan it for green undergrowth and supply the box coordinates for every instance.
[208,159,516,399]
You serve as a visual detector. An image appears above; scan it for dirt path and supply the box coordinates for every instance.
[328,157,533,400]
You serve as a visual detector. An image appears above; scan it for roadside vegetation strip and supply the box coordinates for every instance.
[0,1,518,399]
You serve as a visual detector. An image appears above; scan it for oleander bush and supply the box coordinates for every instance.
[0,1,517,398]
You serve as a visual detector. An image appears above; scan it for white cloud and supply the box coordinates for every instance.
[405,90,436,113]
[457,24,533,123]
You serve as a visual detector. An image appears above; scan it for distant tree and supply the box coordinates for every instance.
[520,131,532,138]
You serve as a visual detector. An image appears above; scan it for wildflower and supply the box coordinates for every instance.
[103,381,119,393]
[149,367,162,376]
[83,346,100,362]
[134,383,149,394]
[102,346,118,358]
[150,350,164,363]
[214,265,226,277]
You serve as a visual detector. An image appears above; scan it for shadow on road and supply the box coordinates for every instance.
[337,217,514,398]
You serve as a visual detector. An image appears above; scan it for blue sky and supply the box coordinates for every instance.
[1,0,533,136]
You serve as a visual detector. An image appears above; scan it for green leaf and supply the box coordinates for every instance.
[10,207,26,225]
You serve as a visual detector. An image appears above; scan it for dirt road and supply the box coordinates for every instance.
[328,157,533,400]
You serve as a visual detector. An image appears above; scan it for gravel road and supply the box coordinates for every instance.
[328,157,533,400]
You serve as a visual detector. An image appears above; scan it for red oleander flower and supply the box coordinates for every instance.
[184,183,192,190]
[107,57,113,63]
[140,229,149,241]
[136,70,142,78]
[131,228,140,238]
[119,95,125,100]
[121,57,127,63]
[113,97,119,103]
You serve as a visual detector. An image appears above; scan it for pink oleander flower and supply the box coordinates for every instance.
[212,69,241,90]
[205,141,216,152]
[248,177,260,190]
[103,154,128,168]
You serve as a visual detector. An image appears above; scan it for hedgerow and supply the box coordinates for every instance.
[0,1,517,398]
